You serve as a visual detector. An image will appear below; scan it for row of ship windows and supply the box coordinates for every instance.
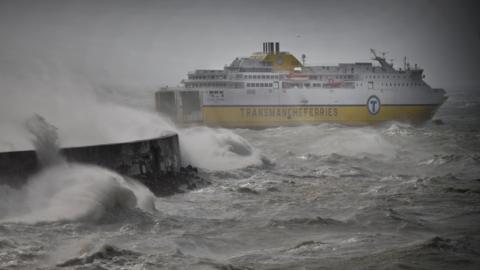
[284,82,356,89]
[242,74,281,80]
[190,75,226,80]
[240,74,355,80]
[191,73,415,81]
[191,74,414,81]
[246,81,426,88]
[246,82,274,87]
[189,81,427,89]
[326,75,354,80]
[186,82,243,88]
[378,82,427,87]
[366,74,410,79]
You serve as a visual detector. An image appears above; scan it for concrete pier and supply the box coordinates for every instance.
[0,133,200,195]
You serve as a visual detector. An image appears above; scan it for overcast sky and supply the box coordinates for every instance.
[1,0,479,90]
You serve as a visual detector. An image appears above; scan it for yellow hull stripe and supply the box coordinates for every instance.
[201,105,440,127]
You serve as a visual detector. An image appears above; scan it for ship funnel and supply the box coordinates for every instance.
[262,42,280,54]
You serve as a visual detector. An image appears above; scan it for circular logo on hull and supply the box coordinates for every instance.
[367,95,381,115]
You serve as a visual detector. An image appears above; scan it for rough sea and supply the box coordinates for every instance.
[1,89,479,269]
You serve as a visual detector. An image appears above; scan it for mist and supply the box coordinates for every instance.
[1,0,479,88]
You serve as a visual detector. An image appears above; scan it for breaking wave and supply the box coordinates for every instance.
[0,115,157,224]
[309,127,399,159]
[0,163,156,223]
[179,127,264,171]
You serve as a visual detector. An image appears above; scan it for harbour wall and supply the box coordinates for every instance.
[0,134,187,195]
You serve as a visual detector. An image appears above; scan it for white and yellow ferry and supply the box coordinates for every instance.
[156,42,447,127]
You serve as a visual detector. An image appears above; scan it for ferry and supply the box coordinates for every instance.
[155,42,447,127]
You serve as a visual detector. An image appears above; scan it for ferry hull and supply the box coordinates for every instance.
[202,104,442,127]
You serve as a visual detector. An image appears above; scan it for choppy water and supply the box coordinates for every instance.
[1,89,480,269]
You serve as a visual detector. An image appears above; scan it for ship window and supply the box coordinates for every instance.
[368,81,374,89]
[261,75,266,79]
[269,83,273,87]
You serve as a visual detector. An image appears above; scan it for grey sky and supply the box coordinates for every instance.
[1,0,479,89]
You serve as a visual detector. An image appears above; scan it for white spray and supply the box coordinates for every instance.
[0,116,157,223]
